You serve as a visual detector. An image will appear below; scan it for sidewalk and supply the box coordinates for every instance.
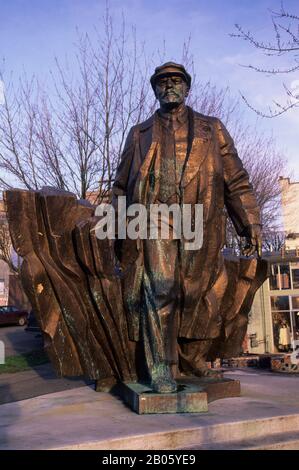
[0,325,92,404]
[1,369,299,450]
[0,325,43,356]
[0,363,92,405]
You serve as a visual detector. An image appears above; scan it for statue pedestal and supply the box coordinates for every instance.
[120,377,240,414]
[178,376,241,403]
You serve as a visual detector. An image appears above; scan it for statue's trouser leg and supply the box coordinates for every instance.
[141,238,179,392]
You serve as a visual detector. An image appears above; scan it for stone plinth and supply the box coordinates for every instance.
[121,382,208,414]
[177,377,241,403]
[120,377,240,414]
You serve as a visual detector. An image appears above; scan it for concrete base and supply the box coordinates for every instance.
[121,382,208,414]
[121,378,240,414]
[1,369,299,450]
[177,376,241,403]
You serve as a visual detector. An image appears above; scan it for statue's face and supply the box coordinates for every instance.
[154,74,189,109]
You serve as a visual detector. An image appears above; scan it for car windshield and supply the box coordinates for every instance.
[0,306,17,313]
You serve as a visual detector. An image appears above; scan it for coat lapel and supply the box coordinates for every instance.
[132,113,161,204]
[133,108,212,203]
[181,109,212,188]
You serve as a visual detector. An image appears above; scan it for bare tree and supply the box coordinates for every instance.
[231,2,299,117]
[189,81,287,248]
[263,231,285,251]
[0,220,19,275]
[0,7,155,202]
[225,126,286,253]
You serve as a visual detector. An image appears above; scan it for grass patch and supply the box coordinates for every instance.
[0,350,49,374]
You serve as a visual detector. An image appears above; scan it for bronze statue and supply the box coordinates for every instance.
[112,62,263,392]
[4,62,267,402]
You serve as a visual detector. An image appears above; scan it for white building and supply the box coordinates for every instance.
[247,177,299,354]
[280,177,299,250]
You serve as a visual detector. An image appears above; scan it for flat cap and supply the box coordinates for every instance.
[150,62,191,90]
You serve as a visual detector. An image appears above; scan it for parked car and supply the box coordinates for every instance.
[0,305,29,326]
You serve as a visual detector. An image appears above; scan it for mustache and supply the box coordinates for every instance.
[163,90,179,97]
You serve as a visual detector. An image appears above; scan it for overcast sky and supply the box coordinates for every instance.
[0,0,298,178]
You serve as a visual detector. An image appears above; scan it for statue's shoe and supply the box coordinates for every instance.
[150,376,177,394]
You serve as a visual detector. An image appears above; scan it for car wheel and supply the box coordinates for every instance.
[18,317,26,326]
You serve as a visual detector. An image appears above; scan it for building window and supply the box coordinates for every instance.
[292,311,299,341]
[270,295,299,352]
[271,295,290,311]
[269,262,299,291]
[280,264,291,289]
[270,264,279,290]
[292,268,299,289]
[269,263,291,290]
[292,296,299,310]
[272,312,292,352]
[0,280,4,295]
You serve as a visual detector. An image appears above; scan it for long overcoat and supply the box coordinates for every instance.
[112,106,260,341]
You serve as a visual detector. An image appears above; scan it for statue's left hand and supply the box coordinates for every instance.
[242,224,262,258]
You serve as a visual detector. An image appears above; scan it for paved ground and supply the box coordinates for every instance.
[1,325,299,450]
[0,325,43,356]
[0,369,299,450]
[0,324,92,405]
[0,364,93,405]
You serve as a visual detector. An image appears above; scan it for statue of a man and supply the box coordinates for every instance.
[112,62,262,393]
[5,62,265,397]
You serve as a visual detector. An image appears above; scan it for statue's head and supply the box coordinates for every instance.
[150,62,191,111]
